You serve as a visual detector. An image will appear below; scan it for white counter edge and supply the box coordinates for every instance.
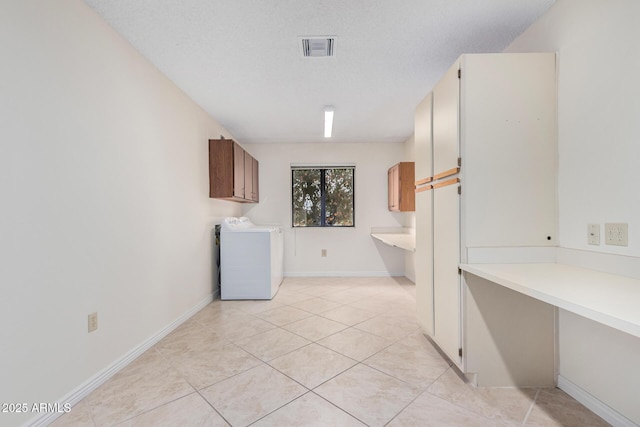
[460,263,640,339]
[371,233,415,252]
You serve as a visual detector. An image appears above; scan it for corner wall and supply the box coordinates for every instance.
[0,1,240,425]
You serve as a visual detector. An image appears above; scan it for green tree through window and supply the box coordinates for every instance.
[292,167,354,227]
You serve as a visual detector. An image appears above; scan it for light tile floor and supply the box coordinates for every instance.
[51,277,610,426]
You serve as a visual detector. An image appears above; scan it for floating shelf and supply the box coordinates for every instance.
[370,227,415,252]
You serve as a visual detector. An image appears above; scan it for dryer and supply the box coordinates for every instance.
[220,217,283,300]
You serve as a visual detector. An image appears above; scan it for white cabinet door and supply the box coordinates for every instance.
[415,92,434,336]
[415,93,433,181]
[433,181,461,366]
[460,53,557,247]
[415,189,434,335]
[433,61,460,177]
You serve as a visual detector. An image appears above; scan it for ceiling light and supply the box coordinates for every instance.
[324,106,334,138]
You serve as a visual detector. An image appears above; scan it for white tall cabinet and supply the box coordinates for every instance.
[414,93,434,337]
[414,52,557,370]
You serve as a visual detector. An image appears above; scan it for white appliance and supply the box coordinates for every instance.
[220,217,283,300]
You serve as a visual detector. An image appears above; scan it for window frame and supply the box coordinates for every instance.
[291,166,355,228]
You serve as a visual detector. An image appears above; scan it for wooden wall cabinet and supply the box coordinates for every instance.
[388,162,415,212]
[209,139,259,203]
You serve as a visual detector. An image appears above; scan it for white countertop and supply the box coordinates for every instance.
[460,263,640,339]
[371,232,415,252]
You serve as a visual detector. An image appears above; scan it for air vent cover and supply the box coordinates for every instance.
[300,37,335,58]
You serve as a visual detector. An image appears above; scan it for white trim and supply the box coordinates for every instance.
[557,375,638,427]
[27,293,214,427]
[284,271,405,277]
[290,163,356,169]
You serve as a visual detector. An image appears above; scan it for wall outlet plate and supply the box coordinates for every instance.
[605,223,628,246]
[88,312,98,332]
[321,249,327,257]
[588,224,600,245]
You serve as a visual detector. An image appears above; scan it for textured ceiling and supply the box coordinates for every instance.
[84,0,555,144]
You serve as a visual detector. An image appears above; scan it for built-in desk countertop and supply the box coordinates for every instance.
[371,230,416,252]
[460,263,640,339]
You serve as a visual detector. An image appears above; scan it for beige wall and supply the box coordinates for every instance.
[0,1,240,425]
[242,142,408,276]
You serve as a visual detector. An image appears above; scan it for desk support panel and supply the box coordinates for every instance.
[464,273,556,387]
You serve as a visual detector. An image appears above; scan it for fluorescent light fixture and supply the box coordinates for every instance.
[324,106,334,138]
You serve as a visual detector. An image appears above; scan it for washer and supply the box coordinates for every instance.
[220,217,283,300]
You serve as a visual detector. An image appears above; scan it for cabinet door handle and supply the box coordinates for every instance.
[433,167,460,181]
[416,177,433,186]
[415,185,433,193]
[432,177,460,189]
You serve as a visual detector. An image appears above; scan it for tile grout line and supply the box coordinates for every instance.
[83,395,99,427]
[419,367,503,424]
[86,347,198,427]
[244,391,312,426]
[193,388,233,426]
[154,327,275,425]
[521,387,541,427]
[71,278,598,427]
[309,389,371,426]
[383,387,426,426]
[152,344,233,426]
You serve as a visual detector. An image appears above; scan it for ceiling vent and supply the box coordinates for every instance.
[300,37,335,58]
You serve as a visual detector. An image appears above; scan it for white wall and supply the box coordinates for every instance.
[0,1,240,425]
[506,1,640,424]
[242,142,408,276]
[507,0,640,257]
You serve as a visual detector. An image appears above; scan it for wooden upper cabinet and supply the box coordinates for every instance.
[243,152,259,202]
[233,142,245,199]
[388,165,397,210]
[209,139,259,203]
[251,156,259,202]
[388,162,415,212]
[244,151,252,201]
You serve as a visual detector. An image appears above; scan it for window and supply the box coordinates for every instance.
[292,166,355,227]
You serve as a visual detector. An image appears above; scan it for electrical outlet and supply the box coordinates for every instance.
[321,249,327,257]
[88,312,98,332]
[605,223,628,246]
[588,224,600,245]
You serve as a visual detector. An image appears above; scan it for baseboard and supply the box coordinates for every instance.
[557,375,638,427]
[284,271,405,277]
[27,293,214,427]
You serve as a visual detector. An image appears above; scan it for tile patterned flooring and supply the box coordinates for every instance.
[51,277,609,426]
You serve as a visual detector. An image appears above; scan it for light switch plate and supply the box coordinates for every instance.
[588,224,600,245]
[605,223,628,246]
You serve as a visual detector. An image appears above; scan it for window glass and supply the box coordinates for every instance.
[292,169,321,226]
[324,168,354,226]
[292,167,354,227]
